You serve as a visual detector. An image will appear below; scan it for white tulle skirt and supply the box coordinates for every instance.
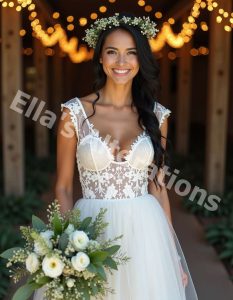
[33,193,198,300]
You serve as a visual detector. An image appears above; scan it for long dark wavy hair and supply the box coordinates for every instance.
[83,12,170,188]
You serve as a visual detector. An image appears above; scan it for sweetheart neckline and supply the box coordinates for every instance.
[75,97,150,164]
[77,131,151,166]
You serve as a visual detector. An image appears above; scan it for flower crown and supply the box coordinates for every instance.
[82,13,159,48]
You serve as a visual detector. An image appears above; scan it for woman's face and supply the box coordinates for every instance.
[99,29,140,85]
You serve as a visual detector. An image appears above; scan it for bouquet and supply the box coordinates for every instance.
[0,201,130,300]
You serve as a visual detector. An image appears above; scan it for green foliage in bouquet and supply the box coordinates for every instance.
[0,200,130,300]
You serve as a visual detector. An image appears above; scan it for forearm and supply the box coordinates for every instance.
[157,187,172,225]
[55,186,74,214]
[148,181,173,225]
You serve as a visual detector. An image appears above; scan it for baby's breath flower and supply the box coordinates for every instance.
[83,13,159,48]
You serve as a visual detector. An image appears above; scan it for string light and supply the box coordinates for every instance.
[19,29,26,36]
[166,46,209,60]
[138,0,145,7]
[67,24,74,31]
[67,16,74,23]
[99,6,107,13]
[2,0,232,63]
[147,0,232,52]
[22,0,114,62]
[45,48,55,56]
[155,12,163,19]
[90,13,98,20]
[190,48,199,56]
[168,18,175,25]
[144,5,152,13]
[47,27,54,34]
[79,18,88,26]
[52,12,60,19]
[201,21,209,31]
[168,51,176,60]
[23,47,33,55]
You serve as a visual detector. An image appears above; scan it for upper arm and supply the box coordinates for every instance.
[160,117,168,151]
[148,102,171,190]
[56,107,78,192]
[154,101,171,151]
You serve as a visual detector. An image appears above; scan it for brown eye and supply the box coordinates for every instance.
[107,50,116,54]
[128,51,137,55]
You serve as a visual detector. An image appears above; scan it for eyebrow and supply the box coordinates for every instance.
[104,46,137,50]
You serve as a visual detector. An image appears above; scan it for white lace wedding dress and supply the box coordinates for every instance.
[33,97,198,300]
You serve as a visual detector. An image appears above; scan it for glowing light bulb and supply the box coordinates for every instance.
[138,0,145,7]
[90,13,98,20]
[155,12,163,19]
[79,18,88,26]
[53,12,60,19]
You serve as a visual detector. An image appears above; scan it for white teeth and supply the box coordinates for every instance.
[113,69,129,74]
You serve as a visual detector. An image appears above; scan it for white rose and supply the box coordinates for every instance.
[70,231,89,251]
[65,224,75,235]
[25,253,40,274]
[66,278,75,288]
[42,256,64,278]
[71,252,90,272]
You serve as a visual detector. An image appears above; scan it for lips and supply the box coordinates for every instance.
[112,68,131,75]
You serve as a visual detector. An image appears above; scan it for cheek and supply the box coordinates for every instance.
[102,55,115,67]
[127,54,139,64]
[131,57,140,71]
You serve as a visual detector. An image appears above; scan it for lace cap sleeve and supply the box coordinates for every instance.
[153,101,171,128]
[61,98,80,142]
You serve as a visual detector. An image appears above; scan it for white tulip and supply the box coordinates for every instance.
[42,256,64,278]
[25,253,40,274]
[71,252,90,272]
[64,224,75,235]
[66,278,75,288]
[70,231,89,251]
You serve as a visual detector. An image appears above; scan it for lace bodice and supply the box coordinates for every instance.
[61,97,171,200]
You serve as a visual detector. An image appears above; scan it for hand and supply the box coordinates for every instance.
[180,264,188,288]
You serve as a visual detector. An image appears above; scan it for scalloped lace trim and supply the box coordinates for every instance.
[61,103,80,142]
[159,109,171,128]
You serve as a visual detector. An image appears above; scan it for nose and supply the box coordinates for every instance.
[116,53,126,65]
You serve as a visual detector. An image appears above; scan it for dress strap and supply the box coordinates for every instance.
[61,98,81,142]
[153,101,172,128]
[61,98,93,143]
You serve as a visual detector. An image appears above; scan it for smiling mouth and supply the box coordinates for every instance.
[112,69,131,75]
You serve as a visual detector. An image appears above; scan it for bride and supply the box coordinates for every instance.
[34,12,198,300]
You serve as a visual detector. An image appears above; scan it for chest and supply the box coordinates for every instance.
[82,103,145,154]
[76,132,154,171]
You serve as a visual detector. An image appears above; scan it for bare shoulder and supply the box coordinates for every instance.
[79,93,98,105]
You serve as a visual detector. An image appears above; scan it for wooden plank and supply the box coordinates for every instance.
[176,19,192,155]
[1,7,24,195]
[64,57,73,99]
[34,0,57,25]
[164,0,194,21]
[33,15,49,158]
[51,46,64,132]
[205,0,232,194]
[160,45,171,107]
